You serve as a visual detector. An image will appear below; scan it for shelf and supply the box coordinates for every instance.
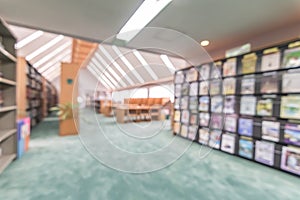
[0,129,16,143]
[0,154,16,174]
[0,77,16,86]
[0,46,16,62]
[0,105,17,112]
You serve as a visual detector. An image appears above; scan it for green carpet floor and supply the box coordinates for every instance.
[0,111,300,200]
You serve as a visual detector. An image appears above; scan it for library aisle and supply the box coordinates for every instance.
[0,111,299,200]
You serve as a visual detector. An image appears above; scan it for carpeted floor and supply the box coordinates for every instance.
[0,110,300,200]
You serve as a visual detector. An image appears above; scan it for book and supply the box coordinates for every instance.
[241,75,255,95]
[280,95,300,120]
[189,96,198,111]
[282,72,300,93]
[239,137,253,159]
[257,99,273,116]
[241,53,257,74]
[282,47,300,68]
[199,112,210,127]
[174,98,180,109]
[223,58,237,77]
[261,51,281,72]
[210,80,221,95]
[261,120,280,142]
[181,96,189,110]
[223,78,236,95]
[200,64,210,80]
[260,73,278,94]
[189,82,199,96]
[281,146,300,175]
[175,71,184,83]
[180,125,188,137]
[221,133,236,154]
[240,96,257,116]
[190,114,198,125]
[211,96,223,113]
[199,96,210,112]
[224,114,237,132]
[199,128,210,145]
[255,141,275,166]
[186,68,198,82]
[238,118,253,136]
[210,62,222,79]
[284,123,300,146]
[209,130,222,149]
[174,110,181,121]
[181,83,189,96]
[173,122,181,134]
[223,96,236,114]
[188,125,198,140]
[181,110,190,124]
[175,84,181,97]
[199,81,209,95]
[210,114,223,130]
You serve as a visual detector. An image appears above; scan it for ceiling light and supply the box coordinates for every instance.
[200,40,210,47]
[117,0,173,42]
[15,30,44,49]
[133,50,158,80]
[26,35,64,61]
[160,54,175,73]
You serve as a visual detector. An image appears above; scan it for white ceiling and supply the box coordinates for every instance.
[1,0,300,90]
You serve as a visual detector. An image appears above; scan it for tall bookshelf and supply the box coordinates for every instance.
[173,39,300,177]
[0,18,17,173]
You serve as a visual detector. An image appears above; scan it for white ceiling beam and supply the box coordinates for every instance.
[133,50,158,80]
[160,54,176,73]
[15,30,44,49]
[89,62,117,89]
[87,65,113,89]
[38,49,71,73]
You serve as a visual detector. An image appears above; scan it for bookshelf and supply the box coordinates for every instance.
[173,38,300,177]
[0,18,17,173]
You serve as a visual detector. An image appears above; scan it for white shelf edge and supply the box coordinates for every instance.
[0,129,17,143]
[0,46,17,62]
[0,154,16,174]
[0,105,17,112]
[0,77,16,86]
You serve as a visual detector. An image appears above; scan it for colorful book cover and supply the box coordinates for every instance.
[262,121,280,142]
[238,118,253,136]
[210,62,222,79]
[186,68,198,82]
[240,96,256,116]
[281,146,300,175]
[199,81,209,95]
[188,125,198,140]
[189,82,199,96]
[241,75,255,94]
[175,84,181,97]
[223,58,237,77]
[282,73,300,93]
[210,80,221,95]
[221,133,236,154]
[209,130,222,149]
[174,110,181,121]
[242,53,257,74]
[199,128,210,145]
[223,96,236,114]
[200,64,210,80]
[284,123,300,146]
[210,114,223,130]
[261,51,281,72]
[223,78,236,95]
[175,71,184,83]
[255,141,275,166]
[282,47,300,68]
[261,73,278,94]
[189,96,198,111]
[211,96,223,113]
[190,114,198,125]
[181,110,190,124]
[224,114,237,132]
[239,137,253,159]
[257,99,273,116]
[199,112,210,127]
[199,96,210,112]
[280,96,300,120]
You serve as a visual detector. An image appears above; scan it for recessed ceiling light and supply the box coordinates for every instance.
[200,40,210,47]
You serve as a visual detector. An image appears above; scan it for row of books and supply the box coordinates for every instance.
[175,43,300,83]
[175,95,300,120]
[174,111,300,146]
[175,125,300,176]
[175,70,300,97]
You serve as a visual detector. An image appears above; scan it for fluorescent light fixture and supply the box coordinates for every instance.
[38,49,71,73]
[200,40,210,47]
[112,45,145,83]
[34,41,72,68]
[117,0,173,42]
[94,52,126,87]
[99,45,134,85]
[133,50,158,80]
[89,62,118,88]
[160,54,175,73]
[26,35,64,61]
[15,30,44,49]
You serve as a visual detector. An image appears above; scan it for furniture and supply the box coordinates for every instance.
[0,18,17,174]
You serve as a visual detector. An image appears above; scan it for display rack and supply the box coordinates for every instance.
[0,18,17,173]
[173,39,300,177]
